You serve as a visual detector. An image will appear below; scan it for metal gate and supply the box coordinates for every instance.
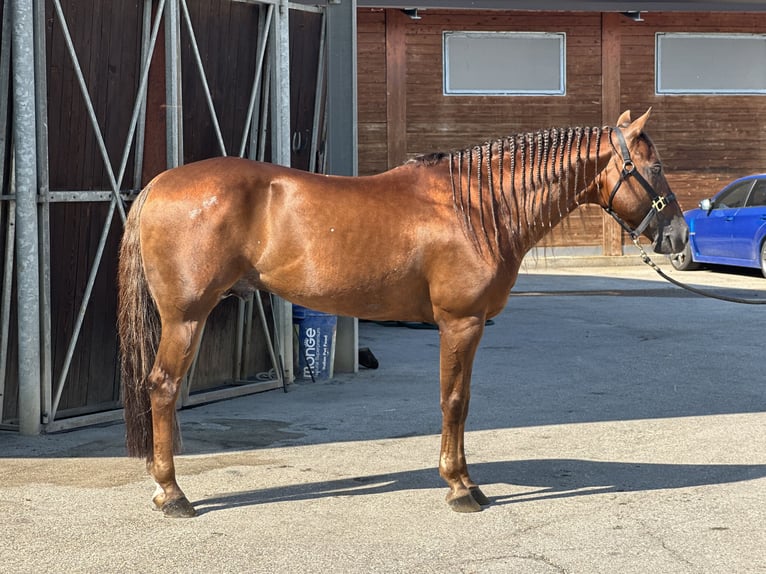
[1,0,333,433]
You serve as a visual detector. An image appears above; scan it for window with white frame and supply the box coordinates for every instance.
[656,32,766,94]
[443,31,566,96]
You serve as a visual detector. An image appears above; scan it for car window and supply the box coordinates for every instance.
[715,180,753,209]
[746,180,766,207]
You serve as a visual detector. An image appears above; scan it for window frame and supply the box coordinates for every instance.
[442,31,567,96]
[655,32,766,95]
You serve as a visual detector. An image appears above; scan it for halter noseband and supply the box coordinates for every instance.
[603,126,677,240]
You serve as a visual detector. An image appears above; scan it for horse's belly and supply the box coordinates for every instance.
[258,263,434,322]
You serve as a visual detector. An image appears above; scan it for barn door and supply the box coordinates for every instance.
[0,0,327,433]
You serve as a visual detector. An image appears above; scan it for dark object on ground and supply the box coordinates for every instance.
[359,347,379,369]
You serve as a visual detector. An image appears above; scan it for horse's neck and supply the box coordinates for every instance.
[501,129,613,255]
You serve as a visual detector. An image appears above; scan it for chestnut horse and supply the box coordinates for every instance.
[118,109,687,517]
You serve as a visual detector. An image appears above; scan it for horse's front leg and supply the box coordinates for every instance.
[147,319,204,518]
[437,314,491,512]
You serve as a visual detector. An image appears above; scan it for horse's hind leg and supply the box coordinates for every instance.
[147,316,206,518]
[437,314,491,513]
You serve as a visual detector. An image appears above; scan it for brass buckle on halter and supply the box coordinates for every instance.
[652,195,668,212]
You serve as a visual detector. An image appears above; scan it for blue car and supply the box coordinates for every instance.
[671,174,766,277]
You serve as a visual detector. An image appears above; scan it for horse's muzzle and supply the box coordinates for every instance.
[653,215,689,254]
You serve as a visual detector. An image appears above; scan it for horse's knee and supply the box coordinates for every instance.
[440,391,469,422]
[147,367,182,408]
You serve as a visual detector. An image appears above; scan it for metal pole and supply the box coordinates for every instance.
[50,200,118,420]
[258,50,272,161]
[116,0,165,192]
[272,0,290,166]
[255,292,284,389]
[238,3,273,158]
[309,11,326,174]
[325,0,357,178]
[165,0,182,168]
[133,0,154,191]
[50,0,127,223]
[271,0,293,381]
[0,0,14,422]
[12,0,42,435]
[325,0,359,374]
[179,0,227,156]
[33,0,52,425]
[239,7,271,381]
[0,3,11,183]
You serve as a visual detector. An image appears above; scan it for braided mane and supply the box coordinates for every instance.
[410,126,612,257]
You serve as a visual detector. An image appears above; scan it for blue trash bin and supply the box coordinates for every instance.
[293,305,337,380]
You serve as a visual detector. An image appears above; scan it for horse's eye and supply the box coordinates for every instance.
[650,163,662,175]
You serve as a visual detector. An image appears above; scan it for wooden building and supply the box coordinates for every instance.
[356,3,766,254]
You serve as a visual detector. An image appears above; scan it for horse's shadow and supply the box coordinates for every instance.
[194,458,766,515]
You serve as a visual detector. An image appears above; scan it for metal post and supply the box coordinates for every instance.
[180,0,226,156]
[34,0,52,425]
[325,0,358,373]
[165,0,182,168]
[309,11,326,174]
[0,0,14,424]
[12,0,42,435]
[325,0,358,178]
[50,0,127,223]
[272,0,291,166]
[133,0,154,191]
[271,0,293,381]
[239,3,273,158]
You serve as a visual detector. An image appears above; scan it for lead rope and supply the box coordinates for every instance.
[632,238,766,305]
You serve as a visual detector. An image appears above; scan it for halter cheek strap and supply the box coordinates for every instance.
[604,127,677,240]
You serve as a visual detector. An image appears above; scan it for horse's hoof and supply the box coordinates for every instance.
[469,486,491,506]
[161,496,197,518]
[447,492,483,513]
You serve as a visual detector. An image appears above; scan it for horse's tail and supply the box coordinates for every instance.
[118,186,159,460]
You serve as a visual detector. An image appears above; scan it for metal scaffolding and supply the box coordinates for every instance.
[1,0,356,434]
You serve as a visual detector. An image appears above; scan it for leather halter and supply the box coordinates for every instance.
[603,127,677,240]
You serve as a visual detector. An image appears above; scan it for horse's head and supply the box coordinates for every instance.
[595,109,688,254]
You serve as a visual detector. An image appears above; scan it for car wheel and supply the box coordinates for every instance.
[760,242,766,279]
[669,243,700,271]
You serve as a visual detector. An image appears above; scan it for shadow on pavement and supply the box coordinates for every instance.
[194,458,766,515]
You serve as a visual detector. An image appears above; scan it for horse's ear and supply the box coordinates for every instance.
[624,107,652,139]
[616,110,632,127]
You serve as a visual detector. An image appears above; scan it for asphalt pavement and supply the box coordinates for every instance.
[2,254,766,573]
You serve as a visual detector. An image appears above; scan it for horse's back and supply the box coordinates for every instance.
[137,157,500,321]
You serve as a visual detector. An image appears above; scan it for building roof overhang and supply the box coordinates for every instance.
[355,1,766,12]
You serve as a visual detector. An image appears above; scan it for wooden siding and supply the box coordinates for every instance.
[358,9,607,248]
[620,12,766,212]
[356,9,766,250]
[358,9,388,175]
